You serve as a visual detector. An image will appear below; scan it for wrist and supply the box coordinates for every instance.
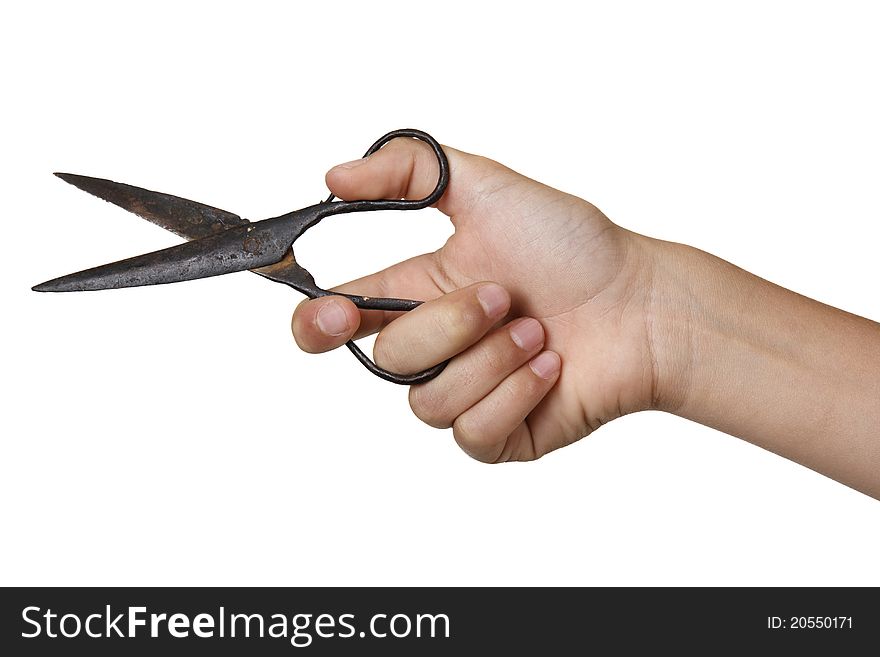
[638,236,707,415]
[640,237,798,419]
[627,230,880,498]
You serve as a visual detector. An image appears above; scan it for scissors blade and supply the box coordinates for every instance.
[54,172,249,240]
[32,215,301,292]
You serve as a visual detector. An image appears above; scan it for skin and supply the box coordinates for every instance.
[291,139,880,498]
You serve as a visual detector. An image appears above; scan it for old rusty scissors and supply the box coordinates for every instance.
[33,129,449,384]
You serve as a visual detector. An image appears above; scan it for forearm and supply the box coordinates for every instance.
[645,237,880,498]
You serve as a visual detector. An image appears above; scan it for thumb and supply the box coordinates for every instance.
[325,136,485,217]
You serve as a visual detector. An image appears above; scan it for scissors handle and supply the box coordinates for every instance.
[311,129,451,385]
[321,128,449,211]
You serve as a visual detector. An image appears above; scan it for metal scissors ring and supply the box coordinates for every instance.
[33,129,451,385]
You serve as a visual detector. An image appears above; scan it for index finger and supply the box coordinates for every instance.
[291,252,447,354]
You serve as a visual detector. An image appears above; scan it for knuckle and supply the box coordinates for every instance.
[472,154,507,178]
[431,303,482,344]
[477,339,514,375]
[408,385,452,429]
[452,416,495,462]
[385,136,418,155]
[510,369,545,399]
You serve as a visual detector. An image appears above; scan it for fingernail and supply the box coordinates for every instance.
[529,351,560,380]
[316,301,350,336]
[509,318,543,351]
[335,157,368,170]
[476,284,509,320]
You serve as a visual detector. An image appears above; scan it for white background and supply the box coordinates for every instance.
[2,1,878,586]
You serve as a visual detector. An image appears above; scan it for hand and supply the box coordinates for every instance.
[291,136,880,497]
[291,138,659,462]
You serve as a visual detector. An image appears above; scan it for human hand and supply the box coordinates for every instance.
[291,137,660,462]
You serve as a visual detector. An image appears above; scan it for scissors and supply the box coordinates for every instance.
[33,129,450,385]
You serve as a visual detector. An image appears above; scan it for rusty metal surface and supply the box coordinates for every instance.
[33,129,450,384]
[53,173,249,239]
[32,208,318,292]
